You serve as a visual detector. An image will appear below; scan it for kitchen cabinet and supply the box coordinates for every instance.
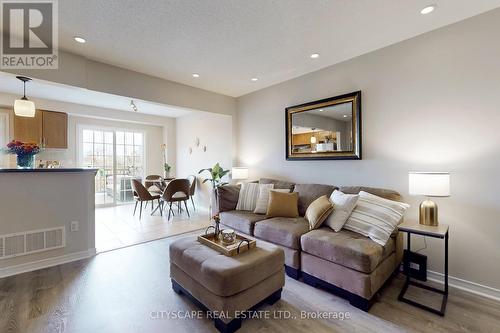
[41,111,67,148]
[14,110,68,148]
[13,110,43,143]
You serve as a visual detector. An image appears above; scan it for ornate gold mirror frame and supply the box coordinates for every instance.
[285,91,361,160]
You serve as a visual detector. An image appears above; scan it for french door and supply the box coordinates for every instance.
[79,126,145,207]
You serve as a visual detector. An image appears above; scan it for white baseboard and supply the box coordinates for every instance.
[0,248,96,279]
[427,270,500,302]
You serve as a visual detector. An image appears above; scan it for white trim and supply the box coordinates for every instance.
[0,112,9,146]
[0,248,96,279]
[427,270,500,302]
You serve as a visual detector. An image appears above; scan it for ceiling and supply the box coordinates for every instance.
[55,0,500,97]
[307,103,352,121]
[0,72,191,118]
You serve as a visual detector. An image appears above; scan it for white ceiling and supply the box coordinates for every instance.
[0,72,191,118]
[307,103,352,121]
[56,0,500,97]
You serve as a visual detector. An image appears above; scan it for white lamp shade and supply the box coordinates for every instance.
[310,136,317,144]
[14,99,36,117]
[232,167,249,180]
[409,172,450,197]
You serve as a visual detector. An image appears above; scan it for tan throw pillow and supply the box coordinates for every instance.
[305,195,334,230]
[266,191,299,218]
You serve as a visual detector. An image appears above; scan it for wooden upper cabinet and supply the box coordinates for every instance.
[13,110,43,143]
[13,110,68,148]
[41,111,67,148]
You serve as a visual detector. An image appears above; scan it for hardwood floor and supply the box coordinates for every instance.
[95,203,210,252]
[1,231,499,333]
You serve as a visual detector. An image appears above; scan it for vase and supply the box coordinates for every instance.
[17,154,35,169]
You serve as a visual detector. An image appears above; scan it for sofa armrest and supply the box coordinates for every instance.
[215,185,241,214]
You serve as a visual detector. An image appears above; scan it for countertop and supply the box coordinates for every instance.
[0,168,99,173]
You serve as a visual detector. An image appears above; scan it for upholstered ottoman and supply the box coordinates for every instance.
[169,236,285,333]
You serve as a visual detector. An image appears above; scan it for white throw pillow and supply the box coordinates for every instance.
[236,183,273,211]
[254,188,289,214]
[343,191,409,246]
[324,190,359,232]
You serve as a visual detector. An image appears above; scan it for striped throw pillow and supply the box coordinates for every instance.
[343,191,409,246]
[236,183,273,211]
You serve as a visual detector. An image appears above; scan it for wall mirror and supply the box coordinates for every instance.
[285,91,361,160]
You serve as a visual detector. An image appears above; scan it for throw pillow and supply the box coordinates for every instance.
[266,191,299,218]
[324,190,359,232]
[344,191,409,246]
[236,183,273,211]
[305,195,334,230]
[254,188,290,214]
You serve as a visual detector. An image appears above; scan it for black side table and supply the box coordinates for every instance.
[397,223,449,316]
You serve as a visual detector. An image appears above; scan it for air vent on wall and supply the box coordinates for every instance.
[0,227,65,260]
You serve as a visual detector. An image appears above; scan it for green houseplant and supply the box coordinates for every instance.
[199,163,230,216]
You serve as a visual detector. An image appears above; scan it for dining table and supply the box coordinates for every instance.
[144,177,174,193]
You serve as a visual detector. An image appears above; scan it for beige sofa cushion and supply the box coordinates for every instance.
[253,217,309,250]
[169,236,284,297]
[300,227,395,274]
[266,191,299,218]
[339,186,402,202]
[293,184,337,216]
[220,210,268,235]
[259,178,295,191]
[305,195,334,230]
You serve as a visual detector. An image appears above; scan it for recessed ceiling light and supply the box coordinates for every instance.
[310,53,320,59]
[192,73,200,78]
[74,36,86,43]
[420,5,436,15]
[319,109,324,112]
[251,77,258,81]
[343,115,348,118]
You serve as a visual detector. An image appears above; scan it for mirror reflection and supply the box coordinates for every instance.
[291,102,353,153]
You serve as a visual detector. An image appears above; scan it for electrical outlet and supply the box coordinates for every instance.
[70,221,79,232]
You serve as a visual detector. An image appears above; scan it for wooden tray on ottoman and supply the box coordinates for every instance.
[198,232,256,257]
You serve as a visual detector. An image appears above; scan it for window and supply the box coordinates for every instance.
[79,126,145,206]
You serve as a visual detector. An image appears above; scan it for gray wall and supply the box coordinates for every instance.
[236,9,500,290]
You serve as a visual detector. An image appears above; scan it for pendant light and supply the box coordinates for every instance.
[14,76,36,117]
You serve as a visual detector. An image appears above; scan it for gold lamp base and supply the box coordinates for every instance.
[419,200,438,226]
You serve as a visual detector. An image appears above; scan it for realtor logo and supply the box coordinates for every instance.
[1,0,58,69]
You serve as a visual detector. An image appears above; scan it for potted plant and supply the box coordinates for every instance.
[161,144,171,178]
[199,162,230,215]
[5,140,41,169]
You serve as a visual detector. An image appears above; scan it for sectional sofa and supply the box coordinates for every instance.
[216,178,404,311]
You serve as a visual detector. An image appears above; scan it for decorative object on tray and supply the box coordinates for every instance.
[4,140,41,169]
[205,214,222,237]
[221,229,236,245]
[408,172,450,226]
[198,230,256,256]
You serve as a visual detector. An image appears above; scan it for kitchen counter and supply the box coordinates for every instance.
[0,168,97,277]
[0,168,98,173]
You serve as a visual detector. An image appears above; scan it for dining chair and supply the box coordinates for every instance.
[131,179,161,219]
[145,174,164,193]
[159,178,191,220]
[187,175,196,211]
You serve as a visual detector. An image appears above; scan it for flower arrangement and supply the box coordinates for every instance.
[213,214,221,236]
[5,140,41,168]
[161,143,171,178]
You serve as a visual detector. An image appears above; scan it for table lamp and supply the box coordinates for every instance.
[231,167,249,183]
[408,172,450,226]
